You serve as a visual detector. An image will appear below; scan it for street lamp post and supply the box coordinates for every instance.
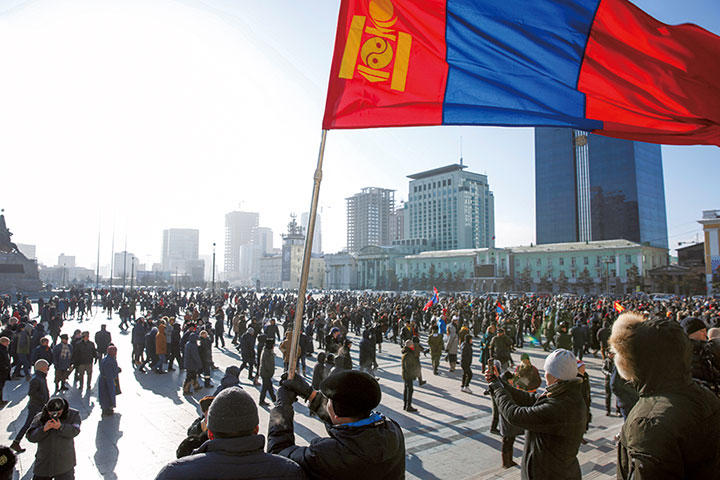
[212,242,216,294]
[130,256,135,292]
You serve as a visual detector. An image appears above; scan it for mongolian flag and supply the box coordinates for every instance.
[323,0,720,146]
[496,301,505,315]
[423,286,440,311]
[613,301,626,313]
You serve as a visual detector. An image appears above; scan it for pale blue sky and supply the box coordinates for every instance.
[0,0,717,269]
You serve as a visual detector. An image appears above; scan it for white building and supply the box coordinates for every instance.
[300,212,322,255]
[224,211,259,277]
[162,228,199,274]
[57,253,76,268]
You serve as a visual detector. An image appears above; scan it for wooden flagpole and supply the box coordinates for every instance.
[288,129,327,379]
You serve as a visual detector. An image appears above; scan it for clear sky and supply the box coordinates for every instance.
[0,0,718,271]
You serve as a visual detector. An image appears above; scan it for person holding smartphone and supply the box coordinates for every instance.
[26,396,81,480]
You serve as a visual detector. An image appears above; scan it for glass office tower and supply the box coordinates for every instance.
[535,128,668,249]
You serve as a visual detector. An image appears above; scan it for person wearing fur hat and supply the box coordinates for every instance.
[26,396,81,479]
[156,387,303,479]
[268,370,405,479]
[610,312,720,479]
[485,348,587,479]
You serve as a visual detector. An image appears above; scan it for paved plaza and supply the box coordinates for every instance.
[1,308,621,479]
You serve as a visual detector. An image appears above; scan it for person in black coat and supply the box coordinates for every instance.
[11,359,50,453]
[156,388,303,480]
[95,324,112,358]
[238,328,256,379]
[31,338,53,366]
[26,396,81,479]
[268,370,406,480]
[198,330,214,388]
[359,329,376,377]
[0,337,11,404]
[132,319,147,371]
[486,349,587,480]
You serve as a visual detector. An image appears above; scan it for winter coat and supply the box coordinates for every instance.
[156,324,168,355]
[490,334,513,362]
[512,363,542,392]
[427,333,443,358]
[16,325,32,354]
[132,323,147,345]
[618,379,720,479]
[155,435,304,480]
[239,331,256,362]
[260,346,275,379]
[445,323,459,355]
[299,332,313,356]
[279,338,300,364]
[183,334,202,372]
[27,371,50,411]
[95,329,112,355]
[145,329,158,358]
[489,378,587,480]
[72,339,97,365]
[98,354,120,410]
[199,336,213,366]
[213,366,241,396]
[401,346,420,381]
[460,341,473,369]
[610,369,639,410]
[268,395,405,480]
[0,343,10,379]
[554,331,572,350]
[31,345,53,366]
[311,362,326,390]
[358,331,376,368]
[52,343,73,371]
[27,403,81,477]
[570,324,588,348]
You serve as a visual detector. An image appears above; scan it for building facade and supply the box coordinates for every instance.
[324,252,358,290]
[346,187,395,253]
[389,204,406,243]
[510,239,668,294]
[162,228,199,274]
[395,247,510,291]
[535,128,668,249]
[224,211,259,277]
[699,210,720,294]
[406,164,495,251]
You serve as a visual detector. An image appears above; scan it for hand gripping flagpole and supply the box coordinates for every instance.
[288,129,327,380]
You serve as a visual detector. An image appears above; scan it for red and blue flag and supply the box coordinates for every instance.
[324,0,720,146]
[423,286,439,311]
[496,301,505,315]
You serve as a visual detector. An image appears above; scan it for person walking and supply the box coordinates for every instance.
[155,322,168,374]
[460,335,473,393]
[401,339,420,412]
[428,327,443,375]
[445,320,459,372]
[10,359,50,453]
[94,325,111,359]
[72,331,97,391]
[258,337,276,407]
[26,396,81,480]
[98,345,121,416]
[182,332,202,395]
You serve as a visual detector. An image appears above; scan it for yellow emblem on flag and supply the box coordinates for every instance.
[338,0,412,92]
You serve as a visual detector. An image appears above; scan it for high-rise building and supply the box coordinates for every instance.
[406,164,495,250]
[346,187,395,253]
[57,253,75,268]
[389,204,406,243]
[113,251,139,281]
[535,128,668,248]
[224,211,259,275]
[162,228,199,273]
[300,212,322,255]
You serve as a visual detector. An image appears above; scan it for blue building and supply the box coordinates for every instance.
[535,128,668,249]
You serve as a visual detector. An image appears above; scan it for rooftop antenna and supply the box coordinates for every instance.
[459,137,464,166]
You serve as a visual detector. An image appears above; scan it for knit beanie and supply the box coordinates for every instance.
[207,387,259,435]
[543,349,578,381]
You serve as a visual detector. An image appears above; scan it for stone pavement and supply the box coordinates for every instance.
[1,308,621,479]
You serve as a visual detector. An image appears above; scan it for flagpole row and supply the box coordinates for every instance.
[288,129,328,380]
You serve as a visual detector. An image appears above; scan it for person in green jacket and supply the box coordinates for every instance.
[427,327,444,375]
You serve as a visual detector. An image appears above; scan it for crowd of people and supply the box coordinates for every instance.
[1,287,719,479]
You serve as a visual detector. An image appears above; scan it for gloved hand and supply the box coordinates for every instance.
[280,372,313,401]
[276,384,297,405]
